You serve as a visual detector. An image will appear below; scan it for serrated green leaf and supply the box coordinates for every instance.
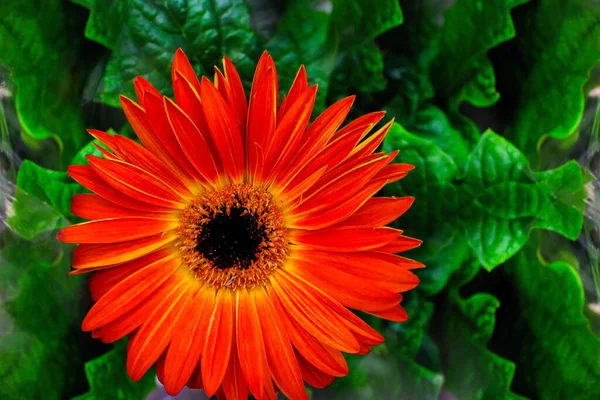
[383,126,586,291]
[7,161,86,240]
[504,0,600,157]
[80,0,259,107]
[0,0,87,165]
[502,239,600,399]
[431,0,530,108]
[72,339,156,400]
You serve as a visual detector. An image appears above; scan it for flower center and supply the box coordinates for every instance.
[178,184,288,290]
[195,205,266,270]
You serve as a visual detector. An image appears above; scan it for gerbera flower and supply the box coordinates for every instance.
[57,49,422,400]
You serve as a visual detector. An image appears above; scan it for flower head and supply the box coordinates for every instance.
[58,49,422,400]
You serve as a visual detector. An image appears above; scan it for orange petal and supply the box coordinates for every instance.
[58,217,177,244]
[289,179,385,230]
[377,235,423,253]
[172,48,201,93]
[200,76,245,181]
[71,194,171,220]
[296,351,335,389]
[292,155,390,217]
[112,134,192,195]
[236,290,268,400]
[143,91,205,182]
[247,53,277,179]
[165,97,221,184]
[120,95,177,167]
[202,290,234,397]
[269,273,360,353]
[291,226,400,252]
[163,288,214,395]
[93,275,181,343]
[254,288,307,400]
[269,288,348,377]
[133,76,162,107]
[264,86,317,181]
[68,165,169,212]
[277,96,354,185]
[330,111,386,143]
[87,248,175,300]
[277,65,308,122]
[73,234,177,270]
[127,281,195,381]
[290,275,384,346]
[221,331,250,400]
[368,306,409,322]
[292,250,420,293]
[372,163,413,183]
[286,257,404,312]
[341,196,414,227]
[223,56,248,136]
[346,119,394,162]
[82,253,180,330]
[289,123,369,187]
[88,156,185,208]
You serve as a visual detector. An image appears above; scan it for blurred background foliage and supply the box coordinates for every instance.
[1,0,600,399]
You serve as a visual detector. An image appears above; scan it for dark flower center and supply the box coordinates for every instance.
[195,206,266,270]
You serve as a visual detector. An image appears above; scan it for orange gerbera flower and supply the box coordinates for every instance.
[57,49,422,400]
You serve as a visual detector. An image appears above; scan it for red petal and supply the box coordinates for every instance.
[287,257,404,312]
[341,196,414,227]
[201,76,245,181]
[269,289,348,377]
[221,331,249,400]
[296,352,335,389]
[87,248,175,300]
[269,273,360,353]
[82,253,180,330]
[58,217,177,244]
[165,98,222,185]
[72,234,177,270]
[368,306,409,322]
[247,53,277,179]
[291,226,400,252]
[254,288,307,400]
[202,290,234,397]
[172,48,201,93]
[377,235,423,253]
[236,290,268,400]
[88,156,185,208]
[127,283,195,381]
[68,165,169,212]
[71,194,172,220]
[163,288,213,395]
[277,65,308,122]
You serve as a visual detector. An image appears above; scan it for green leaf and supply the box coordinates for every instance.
[0,233,90,400]
[503,0,600,157]
[71,0,125,50]
[437,292,526,400]
[431,0,530,108]
[80,0,260,107]
[461,133,585,269]
[0,0,87,165]
[383,125,586,292]
[72,339,156,400]
[265,0,337,110]
[7,161,86,240]
[501,239,600,399]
